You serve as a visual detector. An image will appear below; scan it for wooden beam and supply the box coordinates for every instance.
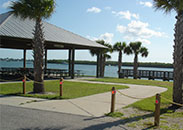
[96,53,100,78]
[68,49,72,76]
[71,48,75,79]
[23,49,26,94]
[23,49,26,69]
[99,53,103,77]
[45,49,47,71]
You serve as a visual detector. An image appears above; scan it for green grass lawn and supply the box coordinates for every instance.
[0,80,128,99]
[86,78,173,112]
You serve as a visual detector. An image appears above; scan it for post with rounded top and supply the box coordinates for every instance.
[111,87,116,113]
[60,78,64,97]
[154,93,161,127]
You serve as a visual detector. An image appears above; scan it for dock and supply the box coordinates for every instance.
[119,69,173,81]
[0,67,84,81]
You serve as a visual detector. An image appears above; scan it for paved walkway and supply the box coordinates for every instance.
[0,79,167,117]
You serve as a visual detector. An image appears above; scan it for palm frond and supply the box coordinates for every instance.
[129,41,142,54]
[9,0,55,20]
[104,54,111,60]
[140,47,149,57]
[124,46,132,55]
[90,40,112,57]
[153,0,183,14]
[113,42,126,52]
[90,49,100,56]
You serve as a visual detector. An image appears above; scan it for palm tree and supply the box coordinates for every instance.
[113,42,126,78]
[153,0,183,105]
[90,40,112,77]
[125,42,148,79]
[10,0,55,93]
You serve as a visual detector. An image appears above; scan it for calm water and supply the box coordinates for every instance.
[0,61,173,78]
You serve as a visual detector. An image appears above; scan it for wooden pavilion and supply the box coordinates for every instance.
[0,12,106,79]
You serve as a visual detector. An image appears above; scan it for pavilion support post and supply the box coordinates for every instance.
[23,49,26,94]
[71,48,75,79]
[96,53,100,78]
[68,49,72,76]
[23,49,26,69]
[44,49,47,73]
[99,53,103,78]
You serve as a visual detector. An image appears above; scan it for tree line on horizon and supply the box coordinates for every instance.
[0,58,173,68]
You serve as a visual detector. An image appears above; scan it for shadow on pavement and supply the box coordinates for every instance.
[83,107,177,130]
[19,127,66,130]
[83,112,154,130]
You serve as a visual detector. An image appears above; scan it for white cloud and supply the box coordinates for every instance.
[104,6,111,10]
[139,1,153,7]
[112,10,139,20]
[116,20,166,44]
[116,25,126,33]
[87,7,101,13]
[112,11,116,14]
[86,35,98,41]
[87,32,114,43]
[99,33,114,43]
[2,1,12,9]
[136,38,151,44]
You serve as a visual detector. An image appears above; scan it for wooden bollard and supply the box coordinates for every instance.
[154,93,161,126]
[22,75,26,94]
[60,78,64,97]
[111,87,116,113]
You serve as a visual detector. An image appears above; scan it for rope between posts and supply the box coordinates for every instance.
[116,90,146,99]
[0,77,23,82]
[116,90,183,107]
[161,95,183,107]
[26,77,44,84]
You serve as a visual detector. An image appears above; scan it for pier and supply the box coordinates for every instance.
[0,67,84,81]
[119,69,173,81]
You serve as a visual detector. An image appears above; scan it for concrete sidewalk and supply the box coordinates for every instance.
[0,80,167,117]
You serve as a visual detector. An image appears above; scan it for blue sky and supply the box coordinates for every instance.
[0,0,176,63]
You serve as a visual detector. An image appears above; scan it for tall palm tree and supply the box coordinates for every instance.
[10,0,55,93]
[125,42,148,79]
[90,40,112,77]
[113,42,126,78]
[153,0,183,105]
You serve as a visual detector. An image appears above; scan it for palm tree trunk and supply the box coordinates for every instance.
[173,14,183,104]
[118,51,122,78]
[133,54,138,79]
[102,56,106,77]
[100,54,104,77]
[33,18,45,93]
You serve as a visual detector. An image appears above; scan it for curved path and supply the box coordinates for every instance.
[0,79,167,117]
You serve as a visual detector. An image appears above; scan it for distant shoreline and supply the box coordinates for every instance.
[0,58,173,69]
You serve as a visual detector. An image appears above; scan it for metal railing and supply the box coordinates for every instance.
[119,69,173,81]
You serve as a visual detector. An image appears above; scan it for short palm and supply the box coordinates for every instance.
[113,42,126,77]
[90,40,112,77]
[125,42,148,79]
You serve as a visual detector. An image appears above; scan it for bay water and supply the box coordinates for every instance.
[0,60,173,78]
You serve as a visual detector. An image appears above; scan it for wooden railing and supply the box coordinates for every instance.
[0,67,84,80]
[119,69,173,81]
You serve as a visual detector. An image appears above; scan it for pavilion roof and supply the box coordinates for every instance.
[0,12,106,50]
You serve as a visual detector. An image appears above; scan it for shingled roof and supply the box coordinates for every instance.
[0,12,106,49]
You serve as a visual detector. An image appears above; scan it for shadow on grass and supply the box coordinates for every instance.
[83,107,178,130]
